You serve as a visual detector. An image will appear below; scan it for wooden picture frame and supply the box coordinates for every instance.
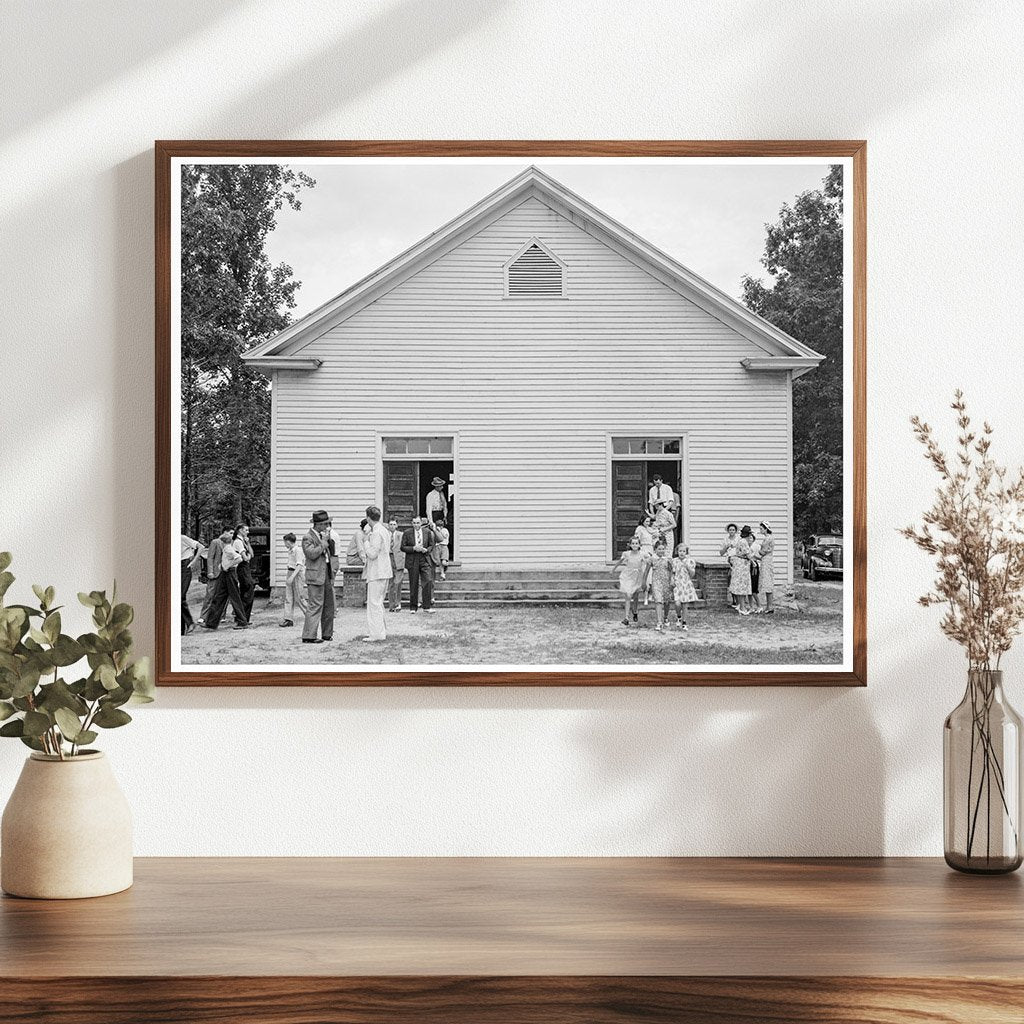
[156,140,866,686]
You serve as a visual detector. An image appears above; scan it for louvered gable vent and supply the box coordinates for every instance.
[507,242,563,297]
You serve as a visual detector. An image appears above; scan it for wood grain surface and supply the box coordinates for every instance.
[1,858,1022,1022]
[155,139,867,688]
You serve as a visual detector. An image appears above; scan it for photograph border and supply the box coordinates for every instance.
[155,139,867,687]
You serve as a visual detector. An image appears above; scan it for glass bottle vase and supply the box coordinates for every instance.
[944,669,1023,873]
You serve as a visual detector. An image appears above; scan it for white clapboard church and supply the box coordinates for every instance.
[243,167,824,592]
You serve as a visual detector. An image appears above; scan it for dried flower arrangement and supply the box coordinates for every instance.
[903,390,1024,870]
[902,391,1024,668]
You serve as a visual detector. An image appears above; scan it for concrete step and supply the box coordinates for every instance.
[439,570,613,581]
[415,598,708,609]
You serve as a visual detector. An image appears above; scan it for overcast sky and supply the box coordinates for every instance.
[261,160,839,319]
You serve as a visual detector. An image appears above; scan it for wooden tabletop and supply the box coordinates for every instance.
[2,857,1023,1023]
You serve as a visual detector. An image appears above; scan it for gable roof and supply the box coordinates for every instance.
[242,166,825,376]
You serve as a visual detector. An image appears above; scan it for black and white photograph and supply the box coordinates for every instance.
[168,151,857,677]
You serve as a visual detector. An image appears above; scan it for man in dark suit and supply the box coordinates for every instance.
[301,509,336,643]
[401,515,435,614]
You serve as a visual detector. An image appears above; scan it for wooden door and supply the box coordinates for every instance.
[383,462,417,527]
[612,461,645,556]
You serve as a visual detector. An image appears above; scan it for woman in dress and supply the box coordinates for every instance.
[729,526,753,615]
[671,542,698,629]
[648,538,674,632]
[613,536,648,626]
[719,523,740,607]
[756,521,776,614]
[653,501,676,558]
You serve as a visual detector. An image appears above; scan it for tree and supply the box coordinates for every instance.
[742,166,843,538]
[180,165,314,537]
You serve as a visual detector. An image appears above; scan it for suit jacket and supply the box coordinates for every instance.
[362,523,394,582]
[401,526,435,566]
[303,528,333,586]
[206,537,224,579]
[390,528,406,570]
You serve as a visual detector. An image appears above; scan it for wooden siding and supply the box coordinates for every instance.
[270,197,795,583]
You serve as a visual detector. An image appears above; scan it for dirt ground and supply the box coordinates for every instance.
[180,581,844,667]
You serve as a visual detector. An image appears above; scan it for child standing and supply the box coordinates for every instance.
[648,538,674,631]
[670,542,698,629]
[613,536,648,626]
[279,532,307,627]
[432,518,450,581]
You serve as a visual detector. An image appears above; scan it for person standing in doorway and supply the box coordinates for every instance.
[425,475,448,524]
[279,532,306,628]
[361,506,393,642]
[301,510,335,644]
[388,517,406,612]
[647,474,673,515]
[402,515,435,613]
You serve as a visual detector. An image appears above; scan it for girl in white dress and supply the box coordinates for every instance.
[671,542,698,629]
[614,536,649,626]
[756,521,776,613]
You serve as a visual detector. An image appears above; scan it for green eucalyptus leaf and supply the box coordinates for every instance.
[0,552,11,573]
[12,696,33,712]
[53,707,84,741]
[36,679,88,716]
[0,700,15,721]
[78,592,99,607]
[77,635,104,654]
[0,651,20,674]
[44,586,55,608]
[0,718,25,737]
[98,663,118,690]
[31,584,47,608]
[11,665,41,699]
[0,572,14,602]
[83,675,108,701]
[49,635,85,667]
[110,603,134,629]
[28,627,49,646]
[22,710,51,738]
[42,611,60,644]
[74,730,98,746]
[20,734,45,751]
[93,705,132,729]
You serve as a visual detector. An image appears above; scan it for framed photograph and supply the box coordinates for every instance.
[156,141,865,686]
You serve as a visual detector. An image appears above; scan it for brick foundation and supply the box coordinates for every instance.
[695,562,731,605]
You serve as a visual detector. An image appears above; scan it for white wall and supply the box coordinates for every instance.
[1,0,1022,855]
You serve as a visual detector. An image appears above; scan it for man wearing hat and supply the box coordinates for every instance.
[301,510,336,644]
[425,475,448,525]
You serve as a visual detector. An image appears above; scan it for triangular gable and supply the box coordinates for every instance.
[243,166,825,373]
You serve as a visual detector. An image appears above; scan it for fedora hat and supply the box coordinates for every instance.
[431,476,446,486]
[311,509,331,525]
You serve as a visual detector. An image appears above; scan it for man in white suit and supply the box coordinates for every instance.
[360,505,393,642]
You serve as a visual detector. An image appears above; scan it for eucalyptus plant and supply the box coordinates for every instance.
[0,552,153,759]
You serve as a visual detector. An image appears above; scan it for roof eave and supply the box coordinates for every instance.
[242,355,323,372]
[741,356,824,379]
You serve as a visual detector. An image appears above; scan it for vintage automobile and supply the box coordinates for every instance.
[800,534,843,581]
[247,527,273,592]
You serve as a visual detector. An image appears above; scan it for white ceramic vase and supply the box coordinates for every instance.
[1,751,133,899]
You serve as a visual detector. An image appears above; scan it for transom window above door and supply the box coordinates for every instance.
[382,436,454,456]
[612,437,681,455]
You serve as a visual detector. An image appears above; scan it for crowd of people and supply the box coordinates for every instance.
[612,476,776,631]
[179,477,453,645]
[180,474,778,644]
